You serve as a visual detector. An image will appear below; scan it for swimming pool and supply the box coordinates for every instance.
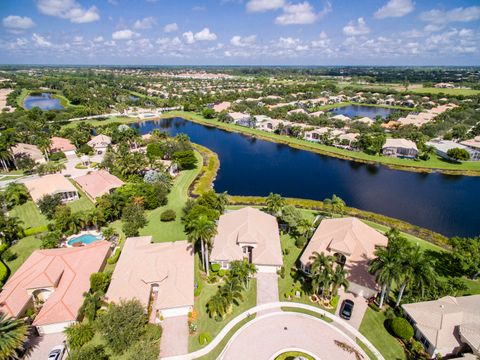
[67,234,102,246]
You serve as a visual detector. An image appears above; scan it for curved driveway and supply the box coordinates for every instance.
[219,312,367,360]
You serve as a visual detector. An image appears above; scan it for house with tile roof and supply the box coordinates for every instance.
[299,217,387,298]
[74,170,124,202]
[105,237,194,319]
[210,207,283,273]
[24,173,79,203]
[403,295,480,357]
[0,241,111,334]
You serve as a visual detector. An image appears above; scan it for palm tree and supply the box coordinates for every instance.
[296,217,313,238]
[330,265,349,297]
[220,278,244,309]
[186,215,217,276]
[229,260,257,289]
[78,292,105,322]
[323,194,346,217]
[265,193,285,216]
[395,246,436,307]
[309,252,335,299]
[0,313,29,360]
[206,293,228,320]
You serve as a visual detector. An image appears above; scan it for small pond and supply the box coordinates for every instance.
[329,104,394,119]
[23,93,64,110]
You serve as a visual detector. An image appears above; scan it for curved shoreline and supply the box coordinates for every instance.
[161,111,480,177]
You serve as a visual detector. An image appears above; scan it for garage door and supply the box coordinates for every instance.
[161,306,192,318]
[256,265,278,273]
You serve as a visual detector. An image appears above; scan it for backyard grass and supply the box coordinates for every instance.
[67,195,95,212]
[359,307,406,360]
[164,110,480,175]
[9,201,49,229]
[4,235,42,275]
[189,255,257,352]
[140,151,203,243]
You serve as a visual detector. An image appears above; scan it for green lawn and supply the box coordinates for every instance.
[359,308,406,360]
[189,255,257,352]
[140,151,203,243]
[4,235,42,275]
[9,201,49,229]
[67,196,95,212]
[409,87,480,96]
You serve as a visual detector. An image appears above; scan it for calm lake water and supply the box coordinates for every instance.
[329,104,394,119]
[23,93,64,110]
[132,117,480,237]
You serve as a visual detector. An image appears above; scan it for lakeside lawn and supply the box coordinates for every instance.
[359,307,406,360]
[164,110,480,175]
[140,151,203,243]
[4,235,42,275]
[9,201,49,229]
[189,254,257,352]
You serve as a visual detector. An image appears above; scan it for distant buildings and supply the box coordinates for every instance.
[106,236,194,320]
[0,241,111,334]
[299,217,387,298]
[403,295,480,358]
[427,139,480,161]
[24,174,79,203]
[382,138,418,159]
[210,207,283,273]
[227,112,252,127]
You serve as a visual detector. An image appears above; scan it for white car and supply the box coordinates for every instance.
[47,344,65,360]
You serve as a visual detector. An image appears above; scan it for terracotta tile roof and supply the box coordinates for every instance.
[24,174,78,203]
[0,241,110,326]
[87,134,111,149]
[105,237,194,311]
[74,170,124,201]
[300,217,387,291]
[50,137,76,152]
[210,207,283,267]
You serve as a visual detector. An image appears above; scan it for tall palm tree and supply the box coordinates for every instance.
[186,215,217,276]
[297,217,313,238]
[309,252,335,299]
[229,260,257,289]
[323,194,346,217]
[265,193,285,216]
[0,313,29,360]
[206,293,228,320]
[220,278,244,310]
[395,246,436,307]
[331,265,349,297]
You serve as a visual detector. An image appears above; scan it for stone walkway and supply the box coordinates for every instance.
[160,316,189,358]
[220,312,367,360]
[256,272,279,305]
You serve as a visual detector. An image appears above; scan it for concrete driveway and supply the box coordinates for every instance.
[160,316,189,358]
[256,272,279,305]
[220,312,367,360]
[25,332,66,360]
[335,289,369,330]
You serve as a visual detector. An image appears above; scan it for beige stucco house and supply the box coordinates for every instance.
[382,138,418,159]
[24,173,79,203]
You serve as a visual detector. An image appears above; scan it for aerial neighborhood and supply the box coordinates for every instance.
[0,63,479,360]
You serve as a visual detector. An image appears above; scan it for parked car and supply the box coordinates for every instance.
[340,299,354,320]
[48,344,65,360]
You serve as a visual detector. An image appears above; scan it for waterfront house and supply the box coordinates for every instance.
[304,127,329,142]
[382,138,418,158]
[210,207,283,273]
[402,295,480,358]
[427,139,480,161]
[50,136,77,157]
[213,101,231,112]
[11,143,46,165]
[0,241,111,334]
[227,112,252,127]
[461,136,480,152]
[24,173,79,203]
[355,116,374,126]
[87,134,111,154]
[74,170,124,202]
[299,217,388,298]
[331,114,351,122]
[105,236,194,319]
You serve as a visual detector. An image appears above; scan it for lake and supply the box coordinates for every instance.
[329,104,394,119]
[23,93,64,110]
[132,117,480,237]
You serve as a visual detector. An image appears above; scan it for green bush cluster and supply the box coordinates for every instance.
[107,248,121,264]
[198,332,212,345]
[160,209,176,222]
[210,263,220,272]
[391,317,414,341]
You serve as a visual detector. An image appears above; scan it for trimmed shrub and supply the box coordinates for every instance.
[144,323,163,342]
[218,269,225,277]
[391,317,414,341]
[107,248,121,264]
[65,322,95,349]
[295,236,307,248]
[90,272,112,293]
[198,332,212,345]
[49,152,66,161]
[160,209,176,222]
[210,263,220,273]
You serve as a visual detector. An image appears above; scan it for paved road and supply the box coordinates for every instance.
[160,316,189,358]
[220,312,367,360]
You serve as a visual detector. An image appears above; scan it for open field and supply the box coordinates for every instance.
[409,87,480,96]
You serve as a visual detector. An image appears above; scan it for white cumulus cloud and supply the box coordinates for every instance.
[246,0,285,13]
[37,0,100,23]
[2,16,36,33]
[164,22,178,33]
[275,1,331,25]
[32,33,52,47]
[133,17,156,30]
[343,17,370,36]
[112,29,138,40]
[374,0,414,19]
[183,28,217,43]
[230,35,257,47]
[420,6,480,25]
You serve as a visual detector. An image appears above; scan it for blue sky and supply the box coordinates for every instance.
[0,0,479,65]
